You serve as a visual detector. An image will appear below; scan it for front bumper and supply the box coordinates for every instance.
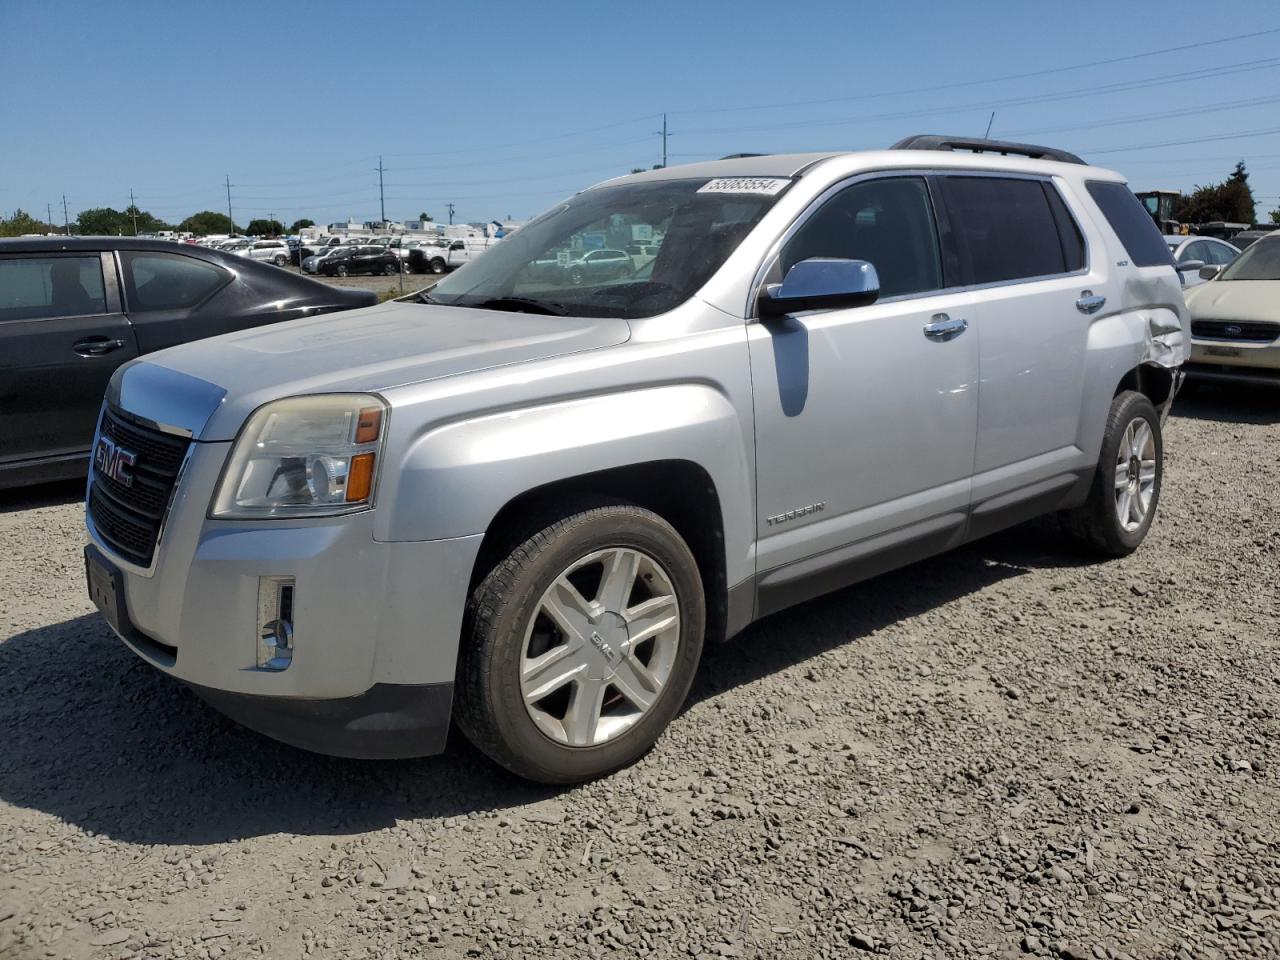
[86,437,483,758]
[1187,338,1280,383]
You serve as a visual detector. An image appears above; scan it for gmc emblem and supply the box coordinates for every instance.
[94,436,138,487]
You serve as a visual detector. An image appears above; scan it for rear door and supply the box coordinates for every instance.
[118,249,235,352]
[935,173,1100,531]
[0,251,139,465]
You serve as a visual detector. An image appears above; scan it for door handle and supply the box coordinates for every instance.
[73,337,127,356]
[922,314,968,340]
[1076,291,1106,314]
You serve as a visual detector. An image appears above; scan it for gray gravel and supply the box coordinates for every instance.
[1,383,1277,960]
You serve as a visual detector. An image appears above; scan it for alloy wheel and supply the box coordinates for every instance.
[520,547,681,747]
[1114,416,1157,531]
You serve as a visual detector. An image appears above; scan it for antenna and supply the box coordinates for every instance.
[983,111,996,139]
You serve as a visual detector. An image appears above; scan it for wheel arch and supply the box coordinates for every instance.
[469,460,730,645]
[1114,362,1175,409]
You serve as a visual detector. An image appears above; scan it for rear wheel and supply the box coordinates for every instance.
[383,262,398,275]
[429,258,446,275]
[1061,390,1162,556]
[335,264,348,277]
[273,254,288,266]
[456,502,705,783]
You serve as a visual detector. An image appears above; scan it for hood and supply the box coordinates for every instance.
[132,301,631,440]
[1185,280,1280,324]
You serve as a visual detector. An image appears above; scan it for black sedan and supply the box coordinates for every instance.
[0,237,377,490]
[317,246,402,277]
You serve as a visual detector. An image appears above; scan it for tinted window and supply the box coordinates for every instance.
[781,176,942,298]
[1043,183,1086,273]
[123,253,227,312]
[1085,181,1175,268]
[0,255,107,322]
[1180,240,1210,264]
[941,176,1068,284]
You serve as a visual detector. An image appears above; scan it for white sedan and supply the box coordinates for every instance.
[1165,235,1240,289]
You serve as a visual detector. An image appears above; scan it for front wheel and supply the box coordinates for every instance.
[456,502,705,783]
[334,264,348,277]
[273,254,288,266]
[1061,390,1163,556]
[383,262,399,276]
[429,258,446,275]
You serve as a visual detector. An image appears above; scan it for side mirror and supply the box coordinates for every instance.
[759,258,880,318]
[1198,263,1222,280]
[1176,258,1206,274]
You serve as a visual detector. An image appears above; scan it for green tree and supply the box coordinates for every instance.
[418,211,433,223]
[289,218,315,232]
[1269,208,1280,225]
[0,208,54,237]
[246,218,284,236]
[1173,161,1257,225]
[179,211,236,235]
[77,207,129,235]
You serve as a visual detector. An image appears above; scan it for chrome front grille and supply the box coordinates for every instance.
[87,406,191,567]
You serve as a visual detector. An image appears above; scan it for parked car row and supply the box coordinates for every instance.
[0,238,376,489]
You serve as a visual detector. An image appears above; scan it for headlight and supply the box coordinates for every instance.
[212,394,387,519]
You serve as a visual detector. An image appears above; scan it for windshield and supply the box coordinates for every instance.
[427,177,788,318]
[1218,238,1280,280]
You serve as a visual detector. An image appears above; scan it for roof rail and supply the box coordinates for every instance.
[890,135,1084,165]
[719,153,770,160]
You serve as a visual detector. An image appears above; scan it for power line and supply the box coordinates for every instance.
[667,26,1280,118]
[1085,127,1280,155]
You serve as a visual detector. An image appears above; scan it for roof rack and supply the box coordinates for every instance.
[719,153,770,160]
[890,135,1084,165]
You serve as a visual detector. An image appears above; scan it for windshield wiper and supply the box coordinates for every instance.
[475,296,570,316]
[415,290,442,304]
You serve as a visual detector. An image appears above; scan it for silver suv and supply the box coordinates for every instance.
[84,136,1189,783]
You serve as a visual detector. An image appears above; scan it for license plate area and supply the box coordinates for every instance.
[1205,345,1241,358]
[85,545,127,637]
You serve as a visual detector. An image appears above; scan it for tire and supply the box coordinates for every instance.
[615,265,633,281]
[335,264,348,277]
[429,258,446,275]
[568,267,585,286]
[456,501,706,784]
[273,255,288,266]
[1061,390,1163,557]
[383,263,398,276]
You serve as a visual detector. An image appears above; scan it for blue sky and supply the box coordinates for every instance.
[3,0,1279,229]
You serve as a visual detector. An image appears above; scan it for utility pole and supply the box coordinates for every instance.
[225,174,234,235]
[447,202,455,225]
[129,189,139,235]
[62,195,70,235]
[658,113,668,168]
[47,203,53,232]
[376,156,387,224]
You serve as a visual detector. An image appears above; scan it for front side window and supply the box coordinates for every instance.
[1207,241,1239,266]
[122,252,228,312]
[780,176,943,299]
[1218,238,1280,280]
[428,177,787,319]
[940,176,1072,284]
[0,255,107,322]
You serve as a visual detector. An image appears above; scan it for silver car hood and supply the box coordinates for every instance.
[118,301,631,441]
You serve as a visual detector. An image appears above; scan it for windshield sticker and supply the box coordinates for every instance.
[697,177,790,196]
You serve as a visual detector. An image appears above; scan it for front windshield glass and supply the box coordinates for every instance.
[1218,238,1280,280]
[427,177,788,318]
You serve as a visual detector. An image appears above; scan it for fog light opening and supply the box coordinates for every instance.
[257,577,295,670]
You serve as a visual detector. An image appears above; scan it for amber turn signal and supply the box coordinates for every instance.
[346,453,376,502]
[354,407,382,444]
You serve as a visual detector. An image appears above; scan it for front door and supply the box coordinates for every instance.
[0,252,139,465]
[749,175,980,612]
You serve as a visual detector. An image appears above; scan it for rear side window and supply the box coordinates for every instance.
[1084,181,1175,268]
[781,176,943,298]
[122,252,228,312]
[0,255,107,322]
[939,176,1070,284]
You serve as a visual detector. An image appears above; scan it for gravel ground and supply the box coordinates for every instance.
[0,383,1277,960]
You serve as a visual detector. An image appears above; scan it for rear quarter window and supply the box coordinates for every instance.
[1084,181,1175,269]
